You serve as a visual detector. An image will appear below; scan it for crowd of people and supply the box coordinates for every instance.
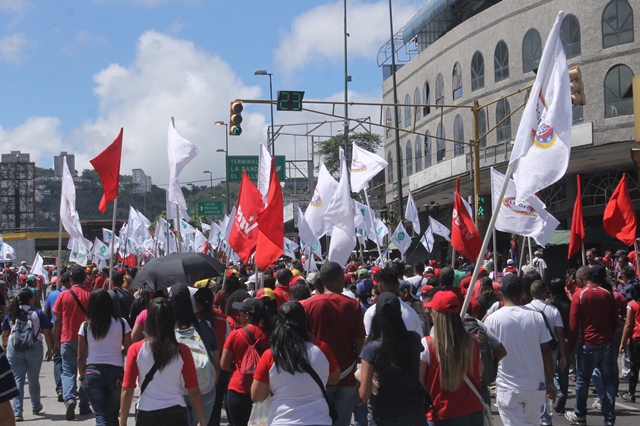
[0,244,639,426]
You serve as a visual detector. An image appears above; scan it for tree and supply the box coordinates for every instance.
[315,132,382,176]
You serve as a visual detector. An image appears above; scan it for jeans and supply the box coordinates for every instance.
[353,399,369,426]
[61,341,90,408]
[574,344,618,424]
[628,337,640,396]
[82,364,123,426]
[185,388,215,426]
[326,384,358,426]
[136,404,189,426]
[427,411,482,425]
[226,390,253,426]
[480,385,491,407]
[209,370,231,426]
[6,340,43,417]
[554,356,569,411]
[53,352,63,395]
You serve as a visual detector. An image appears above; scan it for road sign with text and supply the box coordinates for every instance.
[227,155,286,183]
[197,201,224,216]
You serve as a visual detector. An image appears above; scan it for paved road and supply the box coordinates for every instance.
[8,358,640,425]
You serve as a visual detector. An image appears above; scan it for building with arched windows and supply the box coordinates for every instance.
[380,0,639,263]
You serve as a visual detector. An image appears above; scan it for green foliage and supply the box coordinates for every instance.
[315,132,382,176]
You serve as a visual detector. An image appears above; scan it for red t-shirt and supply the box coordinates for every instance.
[628,300,640,339]
[302,293,365,387]
[569,285,618,351]
[272,286,290,308]
[211,308,230,347]
[459,276,472,296]
[52,285,91,343]
[223,324,269,394]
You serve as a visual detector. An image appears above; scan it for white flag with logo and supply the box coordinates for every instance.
[102,228,113,245]
[167,117,199,211]
[200,218,211,233]
[429,217,451,242]
[180,219,198,235]
[510,11,572,204]
[373,218,389,245]
[491,168,559,246]
[350,144,388,193]
[420,226,435,253]
[283,237,299,259]
[305,163,339,239]
[195,230,208,252]
[390,222,411,255]
[92,237,110,260]
[405,191,420,234]
[208,221,224,249]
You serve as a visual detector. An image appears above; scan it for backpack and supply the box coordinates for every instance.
[239,326,265,391]
[175,322,216,395]
[10,307,39,352]
[464,317,498,386]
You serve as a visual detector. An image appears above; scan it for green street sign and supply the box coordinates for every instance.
[198,201,224,216]
[227,155,286,183]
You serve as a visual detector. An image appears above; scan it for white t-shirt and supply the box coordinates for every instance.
[484,305,551,392]
[532,257,547,277]
[527,299,563,335]
[405,275,425,294]
[363,298,424,337]
[78,317,131,367]
[342,288,356,299]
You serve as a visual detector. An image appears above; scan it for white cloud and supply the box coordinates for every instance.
[0,33,28,64]
[275,0,422,76]
[0,117,65,165]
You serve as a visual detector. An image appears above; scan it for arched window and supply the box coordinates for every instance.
[496,99,512,143]
[604,64,634,117]
[436,124,446,162]
[414,88,422,121]
[385,107,392,138]
[471,51,485,91]
[522,29,542,73]
[494,40,509,82]
[404,94,412,128]
[452,62,463,100]
[406,139,413,176]
[603,0,634,48]
[387,151,394,183]
[478,108,487,149]
[423,82,431,116]
[415,137,422,172]
[561,14,581,58]
[453,114,464,156]
[425,131,432,168]
[436,73,444,105]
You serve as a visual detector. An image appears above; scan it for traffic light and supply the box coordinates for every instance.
[569,66,586,106]
[476,195,487,219]
[229,101,243,136]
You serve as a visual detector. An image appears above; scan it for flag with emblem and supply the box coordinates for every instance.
[373,218,389,245]
[305,163,339,239]
[228,171,265,263]
[390,222,411,255]
[350,144,388,193]
[405,191,420,234]
[208,221,223,249]
[283,237,299,259]
[92,238,110,260]
[510,11,572,204]
[421,226,435,253]
[429,217,451,241]
[451,177,482,262]
[180,219,197,235]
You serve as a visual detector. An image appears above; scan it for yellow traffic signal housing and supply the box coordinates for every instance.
[229,101,243,136]
[569,66,586,106]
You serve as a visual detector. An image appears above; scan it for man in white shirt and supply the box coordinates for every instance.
[532,251,548,281]
[485,274,556,426]
[363,268,423,337]
[404,263,426,295]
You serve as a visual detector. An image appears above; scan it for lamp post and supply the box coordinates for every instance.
[203,170,213,198]
[215,121,231,214]
[254,69,275,156]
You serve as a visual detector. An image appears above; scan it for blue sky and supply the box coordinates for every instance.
[0,0,422,186]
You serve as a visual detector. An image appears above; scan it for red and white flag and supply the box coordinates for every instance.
[451,177,481,261]
[255,159,284,270]
[228,171,265,263]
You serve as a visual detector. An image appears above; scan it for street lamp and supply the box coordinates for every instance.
[215,121,231,214]
[254,69,275,156]
[203,170,213,199]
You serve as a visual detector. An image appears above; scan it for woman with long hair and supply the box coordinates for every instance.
[220,298,272,426]
[420,291,483,425]
[129,289,152,343]
[1,289,53,421]
[120,298,205,426]
[252,301,340,425]
[78,289,132,426]
[476,277,500,320]
[358,292,428,426]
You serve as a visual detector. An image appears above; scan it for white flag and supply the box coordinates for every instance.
[375,248,388,266]
[304,254,318,273]
[390,222,411,255]
[283,237,299,259]
[180,219,198,235]
[92,237,110,260]
[31,253,49,284]
[354,201,375,242]
[0,235,16,261]
[297,207,317,251]
[69,238,90,267]
[200,218,211,233]
[60,157,91,250]
[373,218,389,245]
[257,144,271,201]
[195,230,208,252]
[510,11,572,204]
[305,163,339,239]
[325,149,356,265]
[208,221,223,249]
[491,168,560,246]
[166,189,190,221]
[405,191,420,234]
[420,226,435,253]
[429,217,451,241]
[102,228,113,244]
[350,144,388,193]
[167,117,199,211]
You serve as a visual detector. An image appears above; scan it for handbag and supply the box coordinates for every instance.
[463,376,493,426]
[248,395,271,426]
[302,363,339,423]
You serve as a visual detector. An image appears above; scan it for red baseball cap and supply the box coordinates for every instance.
[425,290,461,314]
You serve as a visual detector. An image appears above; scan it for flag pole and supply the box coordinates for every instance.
[527,236,533,264]
[363,188,383,260]
[108,197,118,290]
[56,218,63,283]
[492,228,498,272]
[460,159,517,318]
[451,248,456,268]
[581,243,587,267]
[518,234,526,273]
[175,205,183,253]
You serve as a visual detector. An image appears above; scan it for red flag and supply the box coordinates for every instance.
[568,174,585,259]
[90,128,123,214]
[228,171,265,263]
[603,174,637,246]
[255,159,284,270]
[451,177,482,262]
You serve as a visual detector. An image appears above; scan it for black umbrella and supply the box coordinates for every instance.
[130,253,225,292]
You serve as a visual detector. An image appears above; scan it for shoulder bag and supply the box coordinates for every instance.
[463,376,493,426]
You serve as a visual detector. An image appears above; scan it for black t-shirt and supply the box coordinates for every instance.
[360,331,425,421]
[476,293,500,319]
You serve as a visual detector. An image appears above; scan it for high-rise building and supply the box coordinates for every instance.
[0,151,35,231]
[132,168,152,193]
[54,151,76,177]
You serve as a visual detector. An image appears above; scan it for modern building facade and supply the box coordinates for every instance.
[54,151,76,177]
[0,151,35,231]
[132,168,152,194]
[380,0,639,262]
